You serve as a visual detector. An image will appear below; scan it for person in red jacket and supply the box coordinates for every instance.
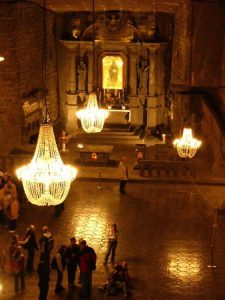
[79,240,97,297]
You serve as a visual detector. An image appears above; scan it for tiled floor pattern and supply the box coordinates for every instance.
[0,181,225,300]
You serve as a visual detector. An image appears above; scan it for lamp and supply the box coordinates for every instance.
[76,0,108,133]
[173,127,201,159]
[77,92,108,133]
[16,0,77,206]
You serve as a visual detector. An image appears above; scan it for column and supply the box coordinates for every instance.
[157,46,166,96]
[67,48,77,93]
[87,52,93,93]
[66,94,78,134]
[148,46,158,96]
[128,50,138,96]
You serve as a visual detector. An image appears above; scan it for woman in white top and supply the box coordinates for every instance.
[104,224,118,265]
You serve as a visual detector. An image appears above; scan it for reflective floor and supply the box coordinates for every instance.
[0,180,225,300]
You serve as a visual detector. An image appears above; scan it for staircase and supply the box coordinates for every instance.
[75,124,145,144]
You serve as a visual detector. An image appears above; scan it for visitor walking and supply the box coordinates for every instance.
[104,223,118,265]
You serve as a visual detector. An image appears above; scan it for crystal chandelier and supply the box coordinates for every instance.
[16,116,77,206]
[76,92,109,133]
[173,127,202,159]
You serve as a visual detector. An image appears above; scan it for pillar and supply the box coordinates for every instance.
[128,51,138,96]
[148,46,158,96]
[67,48,77,93]
[87,51,93,93]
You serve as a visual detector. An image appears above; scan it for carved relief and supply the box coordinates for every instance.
[137,57,149,95]
[77,58,87,91]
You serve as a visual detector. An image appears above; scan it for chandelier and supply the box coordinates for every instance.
[76,93,108,133]
[16,116,77,206]
[173,127,201,159]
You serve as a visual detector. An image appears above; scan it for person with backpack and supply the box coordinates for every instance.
[52,245,66,294]
[39,226,54,266]
[79,240,97,297]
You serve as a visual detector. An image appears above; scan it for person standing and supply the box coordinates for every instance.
[12,246,25,294]
[104,224,118,265]
[9,234,19,260]
[19,224,39,272]
[3,174,18,200]
[54,245,66,294]
[65,237,80,289]
[7,195,19,232]
[37,261,50,300]
[39,226,54,266]
[79,240,97,297]
[118,156,128,194]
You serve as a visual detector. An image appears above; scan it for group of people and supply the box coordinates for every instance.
[0,222,130,299]
[4,225,97,299]
[0,171,21,232]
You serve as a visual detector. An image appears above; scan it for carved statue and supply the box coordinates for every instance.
[77,60,87,91]
[109,60,119,87]
[105,12,121,32]
[137,59,149,95]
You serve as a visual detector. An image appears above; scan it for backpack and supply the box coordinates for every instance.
[51,256,57,270]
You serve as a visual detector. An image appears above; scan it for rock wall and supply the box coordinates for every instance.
[0,2,58,154]
[172,92,225,176]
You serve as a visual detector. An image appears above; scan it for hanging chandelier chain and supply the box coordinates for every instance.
[92,0,96,91]
[42,0,50,123]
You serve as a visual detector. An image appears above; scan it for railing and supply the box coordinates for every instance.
[138,159,195,178]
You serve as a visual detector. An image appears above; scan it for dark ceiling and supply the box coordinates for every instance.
[28,0,182,13]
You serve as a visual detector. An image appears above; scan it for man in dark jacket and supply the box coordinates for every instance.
[39,226,54,266]
[19,224,39,272]
[37,260,50,300]
[65,237,80,289]
[79,240,97,297]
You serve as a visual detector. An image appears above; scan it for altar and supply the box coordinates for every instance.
[106,109,131,125]
[76,144,114,164]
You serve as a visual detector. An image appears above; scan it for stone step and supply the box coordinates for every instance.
[76,126,144,144]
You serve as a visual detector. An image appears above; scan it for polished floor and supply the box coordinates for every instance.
[0,180,225,300]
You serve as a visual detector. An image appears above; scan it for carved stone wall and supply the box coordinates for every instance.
[59,11,171,133]
[172,92,225,175]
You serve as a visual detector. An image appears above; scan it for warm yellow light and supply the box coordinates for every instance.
[0,56,4,62]
[102,56,123,90]
[173,127,201,158]
[167,246,201,280]
[16,122,77,206]
[76,93,109,133]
